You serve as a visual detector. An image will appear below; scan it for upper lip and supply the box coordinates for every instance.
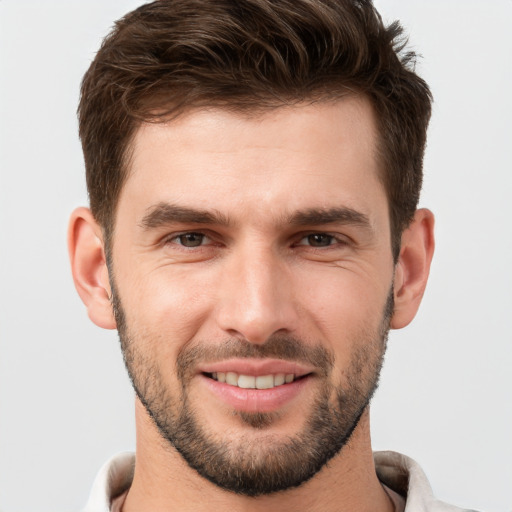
[198,358,316,378]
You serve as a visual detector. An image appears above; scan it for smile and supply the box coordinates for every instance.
[207,372,298,389]
[198,362,314,412]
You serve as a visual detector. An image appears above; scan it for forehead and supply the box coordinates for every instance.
[120,97,386,227]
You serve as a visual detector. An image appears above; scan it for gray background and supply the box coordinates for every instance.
[0,1,511,511]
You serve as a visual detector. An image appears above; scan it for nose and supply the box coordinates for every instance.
[215,244,300,344]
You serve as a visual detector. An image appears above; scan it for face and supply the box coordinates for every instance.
[109,98,396,495]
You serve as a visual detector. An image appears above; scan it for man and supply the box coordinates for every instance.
[68,1,473,511]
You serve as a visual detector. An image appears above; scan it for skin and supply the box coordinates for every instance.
[69,96,434,512]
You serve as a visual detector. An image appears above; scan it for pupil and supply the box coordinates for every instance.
[309,234,331,247]
[180,233,203,247]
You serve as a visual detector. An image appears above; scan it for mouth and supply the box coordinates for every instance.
[204,371,306,389]
[197,360,315,413]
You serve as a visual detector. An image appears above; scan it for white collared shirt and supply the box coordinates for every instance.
[82,451,476,512]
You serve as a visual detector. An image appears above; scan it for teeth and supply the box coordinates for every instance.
[274,373,285,386]
[255,375,274,389]
[210,372,296,389]
[238,375,256,389]
[226,372,238,386]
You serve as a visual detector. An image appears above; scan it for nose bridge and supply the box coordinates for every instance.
[216,239,298,344]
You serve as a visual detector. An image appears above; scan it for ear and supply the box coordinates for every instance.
[391,208,435,330]
[68,207,116,329]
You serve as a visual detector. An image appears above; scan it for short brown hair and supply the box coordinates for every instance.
[78,0,432,259]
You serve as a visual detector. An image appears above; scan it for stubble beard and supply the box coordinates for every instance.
[111,282,393,497]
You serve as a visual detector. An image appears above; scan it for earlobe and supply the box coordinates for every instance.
[68,207,116,330]
[391,208,435,330]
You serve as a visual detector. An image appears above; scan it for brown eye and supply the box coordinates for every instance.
[306,234,334,247]
[177,232,205,247]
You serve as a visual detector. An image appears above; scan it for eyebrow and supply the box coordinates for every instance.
[140,203,231,229]
[140,203,372,232]
[288,207,371,229]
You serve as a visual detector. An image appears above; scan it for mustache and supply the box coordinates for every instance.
[176,335,334,381]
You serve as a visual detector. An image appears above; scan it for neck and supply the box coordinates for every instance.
[122,400,394,512]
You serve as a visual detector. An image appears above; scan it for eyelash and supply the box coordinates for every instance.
[295,233,347,248]
[163,231,349,250]
[165,232,213,248]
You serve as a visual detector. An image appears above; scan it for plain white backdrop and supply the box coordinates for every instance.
[0,1,511,511]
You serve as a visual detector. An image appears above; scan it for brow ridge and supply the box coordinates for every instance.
[140,203,371,231]
[288,207,371,228]
[140,203,231,229]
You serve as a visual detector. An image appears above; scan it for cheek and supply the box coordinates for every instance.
[299,270,389,358]
[118,267,217,356]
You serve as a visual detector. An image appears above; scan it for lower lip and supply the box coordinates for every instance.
[199,374,311,413]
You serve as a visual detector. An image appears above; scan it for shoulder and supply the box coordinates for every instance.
[82,452,135,512]
[374,451,479,512]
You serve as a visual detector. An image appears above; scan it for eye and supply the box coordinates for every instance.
[298,233,336,247]
[170,232,209,247]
